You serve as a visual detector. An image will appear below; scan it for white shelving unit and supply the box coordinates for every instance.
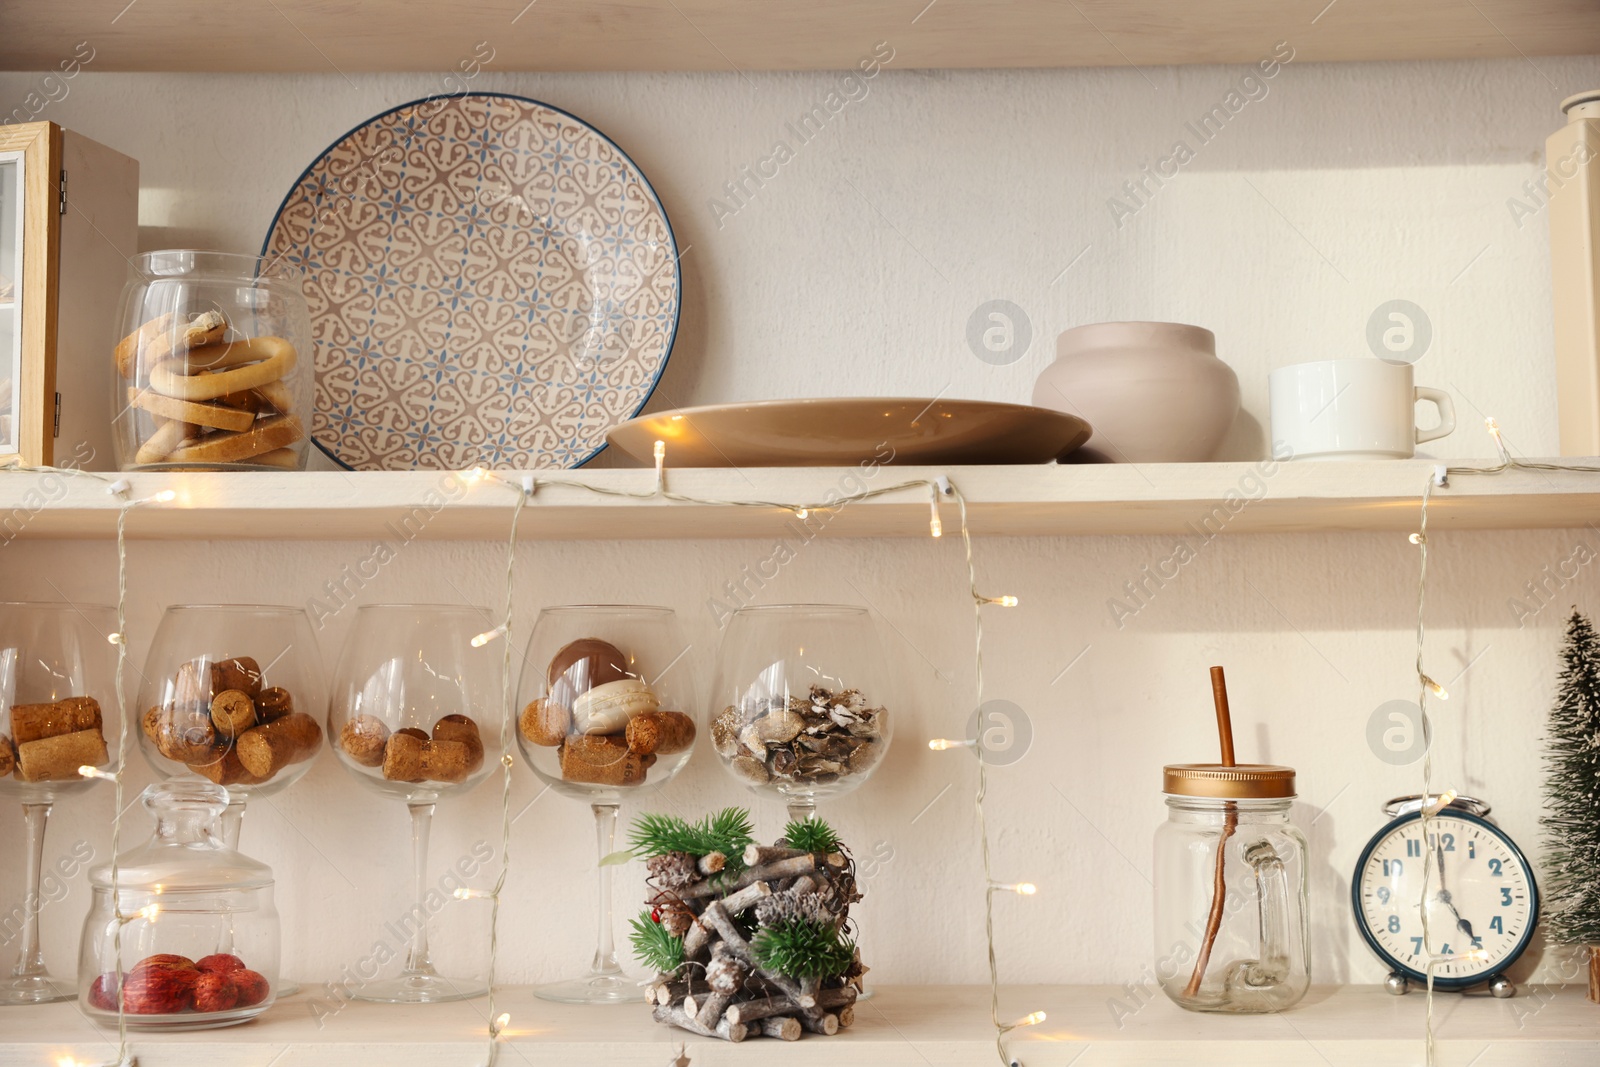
[1,462,1598,541]
[8,984,1597,1066]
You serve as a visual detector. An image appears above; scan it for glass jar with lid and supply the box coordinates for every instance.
[111,250,313,470]
[1153,762,1309,1013]
[78,780,278,1028]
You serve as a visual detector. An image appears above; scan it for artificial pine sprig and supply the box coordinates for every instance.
[781,815,842,854]
[612,807,758,871]
[629,910,685,972]
[751,918,856,979]
[1541,610,1600,944]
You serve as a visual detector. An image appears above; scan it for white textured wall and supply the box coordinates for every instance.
[2,54,1600,1007]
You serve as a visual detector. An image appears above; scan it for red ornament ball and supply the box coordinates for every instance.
[194,972,241,1013]
[196,953,247,975]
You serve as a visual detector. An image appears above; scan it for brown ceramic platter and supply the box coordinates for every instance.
[606,398,1091,467]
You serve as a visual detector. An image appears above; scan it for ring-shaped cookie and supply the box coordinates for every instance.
[149,338,296,401]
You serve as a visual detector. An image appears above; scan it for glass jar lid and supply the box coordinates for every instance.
[88,780,273,891]
[1163,763,1296,799]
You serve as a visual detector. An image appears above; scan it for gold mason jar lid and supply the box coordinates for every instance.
[1164,763,1296,799]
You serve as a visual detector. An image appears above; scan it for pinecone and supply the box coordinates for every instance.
[706,952,748,993]
[647,851,699,889]
[755,890,834,927]
[659,903,694,938]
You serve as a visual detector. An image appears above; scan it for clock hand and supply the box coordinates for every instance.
[1434,890,1475,939]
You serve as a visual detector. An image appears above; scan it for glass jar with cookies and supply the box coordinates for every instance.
[111,250,312,470]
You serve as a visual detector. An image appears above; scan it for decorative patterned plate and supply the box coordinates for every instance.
[262,93,680,470]
[607,398,1092,466]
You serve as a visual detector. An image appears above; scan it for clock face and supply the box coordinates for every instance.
[1352,810,1539,988]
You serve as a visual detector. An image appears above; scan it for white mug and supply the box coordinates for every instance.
[1269,359,1455,460]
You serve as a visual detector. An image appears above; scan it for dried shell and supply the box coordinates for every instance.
[752,709,805,744]
[712,706,742,758]
[729,754,770,784]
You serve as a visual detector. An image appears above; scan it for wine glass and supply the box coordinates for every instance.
[708,604,894,823]
[136,605,327,848]
[0,601,121,1005]
[515,605,697,1004]
[328,604,501,1003]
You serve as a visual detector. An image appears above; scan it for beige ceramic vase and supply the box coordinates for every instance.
[1032,322,1239,463]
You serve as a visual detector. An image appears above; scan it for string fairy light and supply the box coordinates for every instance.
[927,737,976,751]
[1408,418,1600,1066]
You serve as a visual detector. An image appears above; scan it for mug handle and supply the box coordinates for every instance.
[1414,387,1456,444]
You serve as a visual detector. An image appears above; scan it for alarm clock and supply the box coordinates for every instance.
[1351,795,1538,997]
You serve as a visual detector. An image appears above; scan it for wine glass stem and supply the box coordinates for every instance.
[403,802,437,977]
[12,803,52,980]
[786,798,816,824]
[591,802,621,978]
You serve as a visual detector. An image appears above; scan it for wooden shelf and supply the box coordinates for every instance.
[9,984,1598,1065]
[1,461,1599,542]
[4,1,1598,73]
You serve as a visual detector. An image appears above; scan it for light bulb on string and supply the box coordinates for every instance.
[453,887,492,900]
[1422,675,1448,701]
[493,1012,511,1034]
[928,738,974,751]
[1485,416,1510,464]
[1409,533,1426,545]
[983,595,1019,607]
[653,439,666,488]
[929,483,943,538]
[106,632,123,645]
[795,508,809,520]
[1001,1010,1047,1031]
[471,623,508,648]
[78,765,117,781]
[990,882,1037,896]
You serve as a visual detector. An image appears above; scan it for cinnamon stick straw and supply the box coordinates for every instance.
[1184,665,1238,998]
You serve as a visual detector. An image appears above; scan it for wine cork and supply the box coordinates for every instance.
[560,734,650,786]
[0,736,14,777]
[141,705,161,744]
[236,712,322,779]
[340,714,390,767]
[432,714,483,773]
[382,728,429,782]
[175,656,263,704]
[255,687,294,722]
[11,696,103,745]
[519,698,570,747]
[187,746,265,788]
[154,706,218,763]
[626,710,697,756]
[210,690,257,739]
[17,728,108,782]
[421,738,473,783]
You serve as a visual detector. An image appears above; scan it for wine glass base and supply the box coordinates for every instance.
[351,973,487,1003]
[533,973,642,1004]
[0,973,74,1006]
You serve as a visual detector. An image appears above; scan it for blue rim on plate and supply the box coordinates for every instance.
[261,91,681,471]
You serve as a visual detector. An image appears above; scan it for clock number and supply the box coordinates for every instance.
[1471,936,1483,949]
[1488,858,1502,877]
[1388,915,1401,933]
[1501,888,1513,906]
[1441,943,1453,955]
[1440,833,1455,852]
[1490,916,1503,934]
[1383,859,1404,876]
[1410,937,1424,954]
[1406,838,1422,857]
[1376,886,1391,904]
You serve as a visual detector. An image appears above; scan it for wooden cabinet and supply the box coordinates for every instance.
[0,122,136,468]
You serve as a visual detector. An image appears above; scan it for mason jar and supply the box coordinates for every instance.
[1153,764,1309,1013]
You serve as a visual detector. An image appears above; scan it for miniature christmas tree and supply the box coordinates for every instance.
[1541,609,1600,1003]
[622,807,867,1042]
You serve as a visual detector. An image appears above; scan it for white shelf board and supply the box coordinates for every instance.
[8,984,1598,1066]
[5,1,1599,73]
[2,461,1600,542]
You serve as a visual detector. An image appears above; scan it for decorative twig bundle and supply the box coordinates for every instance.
[620,807,867,1042]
